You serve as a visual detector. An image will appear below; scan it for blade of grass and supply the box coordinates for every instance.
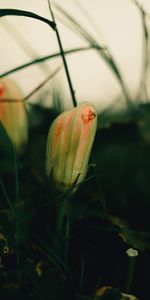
[130,0,150,21]
[0,46,99,78]
[54,4,105,54]
[0,66,61,103]
[23,66,61,101]
[131,0,150,101]
[73,0,106,43]
[0,8,55,30]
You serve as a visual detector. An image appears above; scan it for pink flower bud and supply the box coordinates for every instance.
[46,102,97,192]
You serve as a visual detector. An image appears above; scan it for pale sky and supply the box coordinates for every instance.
[0,0,150,113]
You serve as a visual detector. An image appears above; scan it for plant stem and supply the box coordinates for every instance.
[47,1,77,107]
[94,165,108,216]
[125,248,138,293]
[13,149,21,283]
[64,216,70,265]
[56,197,68,235]
[79,259,85,293]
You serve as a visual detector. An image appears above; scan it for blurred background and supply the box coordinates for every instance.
[0,0,150,115]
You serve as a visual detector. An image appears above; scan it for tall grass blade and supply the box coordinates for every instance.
[0,67,61,103]
[73,0,104,39]
[0,46,97,78]
[131,0,150,101]
[23,66,61,101]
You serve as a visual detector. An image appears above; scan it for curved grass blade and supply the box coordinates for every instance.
[0,9,55,30]
[0,46,97,78]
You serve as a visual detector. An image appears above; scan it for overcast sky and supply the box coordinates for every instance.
[0,0,150,112]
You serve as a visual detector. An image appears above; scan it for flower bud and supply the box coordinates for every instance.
[46,102,97,192]
[0,78,28,153]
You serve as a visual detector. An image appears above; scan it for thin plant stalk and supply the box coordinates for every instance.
[64,217,70,265]
[94,165,108,216]
[55,197,69,235]
[79,259,85,293]
[125,248,138,293]
[14,148,21,283]
[47,0,77,107]
[52,192,72,259]
[23,66,61,101]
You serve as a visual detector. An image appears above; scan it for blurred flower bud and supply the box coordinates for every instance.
[0,78,28,153]
[46,102,97,192]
